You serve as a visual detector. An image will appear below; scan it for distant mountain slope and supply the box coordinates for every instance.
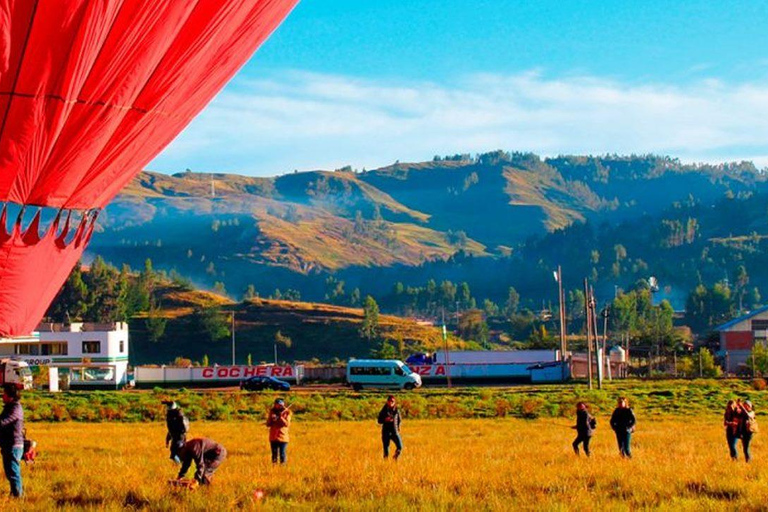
[89,151,766,302]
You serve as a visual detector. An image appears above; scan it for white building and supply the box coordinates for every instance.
[0,322,129,388]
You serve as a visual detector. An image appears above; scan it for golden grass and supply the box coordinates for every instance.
[3,416,766,511]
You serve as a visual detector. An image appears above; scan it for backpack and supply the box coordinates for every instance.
[747,416,759,434]
[169,411,190,437]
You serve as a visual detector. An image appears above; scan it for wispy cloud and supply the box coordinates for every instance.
[151,70,768,175]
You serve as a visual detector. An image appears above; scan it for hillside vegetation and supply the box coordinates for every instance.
[128,285,467,366]
[86,151,768,325]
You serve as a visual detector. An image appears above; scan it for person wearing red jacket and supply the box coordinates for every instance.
[266,398,292,464]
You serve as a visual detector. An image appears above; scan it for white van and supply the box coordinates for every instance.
[347,359,422,391]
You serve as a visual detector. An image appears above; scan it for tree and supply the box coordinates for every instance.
[194,307,230,341]
[213,281,227,296]
[458,309,489,345]
[750,342,768,376]
[371,339,397,359]
[483,299,500,318]
[360,296,380,341]
[274,330,293,364]
[699,348,722,378]
[528,324,557,349]
[145,299,167,343]
[48,263,89,321]
[504,287,520,317]
[350,288,361,307]
[243,284,257,301]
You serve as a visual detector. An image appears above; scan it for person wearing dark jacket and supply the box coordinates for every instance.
[0,384,24,497]
[723,400,741,460]
[609,397,636,459]
[377,395,402,459]
[176,438,227,485]
[572,402,595,456]
[163,401,189,464]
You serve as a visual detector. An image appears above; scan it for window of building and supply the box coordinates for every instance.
[46,343,68,355]
[82,341,101,354]
[14,344,39,355]
[119,340,125,353]
[752,319,768,331]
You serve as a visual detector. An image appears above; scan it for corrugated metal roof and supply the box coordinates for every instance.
[716,304,768,331]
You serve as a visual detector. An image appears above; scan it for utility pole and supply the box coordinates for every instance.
[602,307,611,381]
[442,309,452,388]
[590,285,602,390]
[556,266,567,360]
[231,311,236,365]
[584,278,593,390]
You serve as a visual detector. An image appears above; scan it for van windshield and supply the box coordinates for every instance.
[399,364,412,375]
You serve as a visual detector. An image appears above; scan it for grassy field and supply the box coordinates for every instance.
[2,416,766,511]
[18,379,766,423]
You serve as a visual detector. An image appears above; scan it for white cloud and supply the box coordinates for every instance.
[151,70,768,175]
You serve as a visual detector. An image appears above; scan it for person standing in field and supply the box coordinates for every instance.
[723,400,741,460]
[176,437,227,486]
[266,398,291,464]
[0,384,24,497]
[737,400,757,463]
[378,395,403,459]
[572,402,596,456]
[163,400,190,464]
[610,397,636,459]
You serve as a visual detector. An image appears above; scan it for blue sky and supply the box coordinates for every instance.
[151,0,768,176]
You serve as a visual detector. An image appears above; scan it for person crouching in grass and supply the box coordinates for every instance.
[176,438,227,486]
[0,384,24,497]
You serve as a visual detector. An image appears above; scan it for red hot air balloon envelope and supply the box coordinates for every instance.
[0,0,298,336]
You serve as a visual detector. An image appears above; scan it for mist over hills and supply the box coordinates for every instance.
[89,151,768,310]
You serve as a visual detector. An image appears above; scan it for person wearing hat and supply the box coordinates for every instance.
[163,400,189,464]
[266,398,291,464]
[378,395,403,459]
[738,400,757,462]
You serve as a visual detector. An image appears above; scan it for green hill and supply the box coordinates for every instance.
[88,151,767,311]
[128,284,468,365]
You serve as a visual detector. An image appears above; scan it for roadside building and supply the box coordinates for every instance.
[716,305,768,373]
[0,322,129,389]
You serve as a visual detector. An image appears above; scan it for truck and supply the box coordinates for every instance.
[411,350,569,384]
[433,350,560,365]
[0,359,33,390]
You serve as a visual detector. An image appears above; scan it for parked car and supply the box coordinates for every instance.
[347,359,422,391]
[240,375,291,391]
[405,353,434,365]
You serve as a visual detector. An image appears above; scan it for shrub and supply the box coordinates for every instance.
[751,378,767,391]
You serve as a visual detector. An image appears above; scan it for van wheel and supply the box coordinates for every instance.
[404,383,415,390]
[352,384,362,392]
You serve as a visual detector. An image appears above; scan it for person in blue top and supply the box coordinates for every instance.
[609,397,636,459]
[0,384,24,497]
